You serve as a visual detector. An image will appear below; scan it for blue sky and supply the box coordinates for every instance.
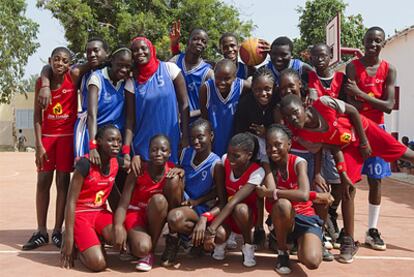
[24,0,413,78]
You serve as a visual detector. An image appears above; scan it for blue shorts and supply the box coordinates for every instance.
[290,150,315,182]
[321,149,340,184]
[362,125,391,179]
[288,214,323,243]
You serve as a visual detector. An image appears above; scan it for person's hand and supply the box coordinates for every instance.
[38,86,52,109]
[61,232,75,269]
[35,145,48,170]
[113,224,127,252]
[359,142,372,160]
[257,39,270,54]
[181,198,197,208]
[166,167,184,179]
[345,79,362,98]
[89,148,101,166]
[169,20,181,52]
[341,173,353,200]
[313,192,334,206]
[123,154,131,171]
[255,186,271,198]
[249,123,265,138]
[203,227,216,252]
[253,226,266,249]
[313,173,330,192]
[306,88,318,107]
[192,216,207,247]
[131,155,142,176]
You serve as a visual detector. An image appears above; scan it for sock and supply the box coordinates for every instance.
[368,204,381,230]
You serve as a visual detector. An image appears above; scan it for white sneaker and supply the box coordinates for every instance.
[226,232,238,249]
[241,243,256,267]
[212,243,226,260]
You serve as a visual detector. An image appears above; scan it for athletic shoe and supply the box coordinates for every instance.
[119,247,135,262]
[161,234,180,267]
[241,243,256,267]
[275,251,291,275]
[323,235,333,250]
[268,232,278,252]
[135,253,154,271]
[333,228,345,249]
[322,246,334,262]
[338,235,359,264]
[212,243,226,260]
[22,232,49,250]
[365,228,386,251]
[226,232,238,250]
[51,231,62,248]
[289,243,298,255]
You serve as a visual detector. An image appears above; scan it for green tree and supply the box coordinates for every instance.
[37,0,254,61]
[0,0,39,104]
[293,0,366,60]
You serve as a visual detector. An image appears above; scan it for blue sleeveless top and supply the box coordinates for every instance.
[265,58,304,86]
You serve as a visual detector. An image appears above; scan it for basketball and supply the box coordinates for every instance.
[239,37,266,66]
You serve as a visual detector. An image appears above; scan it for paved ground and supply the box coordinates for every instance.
[1,152,414,276]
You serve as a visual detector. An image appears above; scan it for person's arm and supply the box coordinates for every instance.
[301,62,314,75]
[87,83,100,165]
[37,65,52,109]
[199,83,209,120]
[33,79,47,170]
[169,20,181,56]
[113,171,136,250]
[345,63,396,113]
[61,169,84,269]
[331,148,353,200]
[70,63,92,87]
[123,89,135,171]
[174,72,190,148]
[247,65,256,78]
[313,149,329,192]
[205,69,214,81]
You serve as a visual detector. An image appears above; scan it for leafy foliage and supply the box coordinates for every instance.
[0,0,39,104]
[37,0,254,61]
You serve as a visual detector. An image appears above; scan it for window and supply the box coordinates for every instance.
[16,109,34,129]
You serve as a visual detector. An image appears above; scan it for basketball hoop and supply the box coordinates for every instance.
[326,13,341,66]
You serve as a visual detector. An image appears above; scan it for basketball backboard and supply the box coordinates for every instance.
[326,13,341,66]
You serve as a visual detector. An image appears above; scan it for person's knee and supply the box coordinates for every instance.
[273,198,292,217]
[82,251,107,272]
[130,239,152,258]
[233,203,250,222]
[149,193,168,213]
[167,209,184,232]
[215,226,228,244]
[164,175,183,194]
[302,255,321,270]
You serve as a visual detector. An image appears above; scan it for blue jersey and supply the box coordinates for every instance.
[265,59,304,86]
[176,53,211,112]
[236,61,249,80]
[206,78,243,156]
[180,147,220,215]
[79,71,93,113]
[74,68,126,158]
[133,62,180,163]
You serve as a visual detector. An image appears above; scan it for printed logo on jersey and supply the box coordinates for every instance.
[94,190,105,206]
[53,103,63,115]
[340,132,352,144]
[368,92,375,97]
[103,92,112,102]
[201,170,208,181]
[157,75,165,87]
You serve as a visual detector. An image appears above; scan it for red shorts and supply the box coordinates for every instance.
[74,210,113,252]
[224,203,257,234]
[39,135,74,172]
[344,119,407,184]
[124,209,147,231]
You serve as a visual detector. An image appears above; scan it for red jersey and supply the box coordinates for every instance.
[37,72,77,136]
[76,157,119,211]
[352,59,389,124]
[268,154,315,216]
[128,161,175,210]
[224,157,261,207]
[308,71,344,98]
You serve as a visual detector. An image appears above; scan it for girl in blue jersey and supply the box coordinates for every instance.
[160,119,225,267]
[170,28,214,120]
[200,59,251,157]
[124,37,190,169]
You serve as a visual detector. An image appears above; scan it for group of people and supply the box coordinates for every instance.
[22,22,414,274]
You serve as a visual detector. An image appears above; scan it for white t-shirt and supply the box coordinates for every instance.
[319,95,346,114]
[87,67,128,92]
[221,154,265,186]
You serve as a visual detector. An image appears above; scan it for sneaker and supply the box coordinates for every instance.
[51,231,62,248]
[22,232,49,250]
[275,251,291,275]
[365,228,386,251]
[322,246,334,262]
[135,253,154,271]
[241,243,256,267]
[212,243,226,260]
[338,235,359,264]
[333,228,345,249]
[226,232,238,250]
[119,247,135,262]
[323,235,333,250]
[161,234,181,267]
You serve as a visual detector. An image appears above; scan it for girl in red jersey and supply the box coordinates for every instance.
[61,125,122,271]
[203,133,265,268]
[279,94,414,263]
[256,124,333,274]
[113,135,184,272]
[23,47,81,251]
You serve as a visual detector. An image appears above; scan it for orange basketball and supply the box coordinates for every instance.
[239,37,266,66]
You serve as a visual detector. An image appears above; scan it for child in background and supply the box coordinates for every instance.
[23,47,80,251]
[203,133,265,268]
[61,125,122,271]
[200,59,251,157]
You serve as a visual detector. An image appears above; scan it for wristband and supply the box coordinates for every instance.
[89,139,97,150]
[201,212,215,222]
[122,145,131,155]
[273,189,279,200]
[336,161,347,174]
[309,191,317,201]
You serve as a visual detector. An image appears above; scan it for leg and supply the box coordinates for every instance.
[107,170,125,210]
[341,184,356,238]
[297,233,322,270]
[167,206,199,235]
[79,245,107,272]
[400,147,414,163]
[146,194,168,250]
[163,175,183,210]
[54,171,70,232]
[232,203,254,244]
[128,227,153,258]
[272,199,295,251]
[36,171,54,234]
